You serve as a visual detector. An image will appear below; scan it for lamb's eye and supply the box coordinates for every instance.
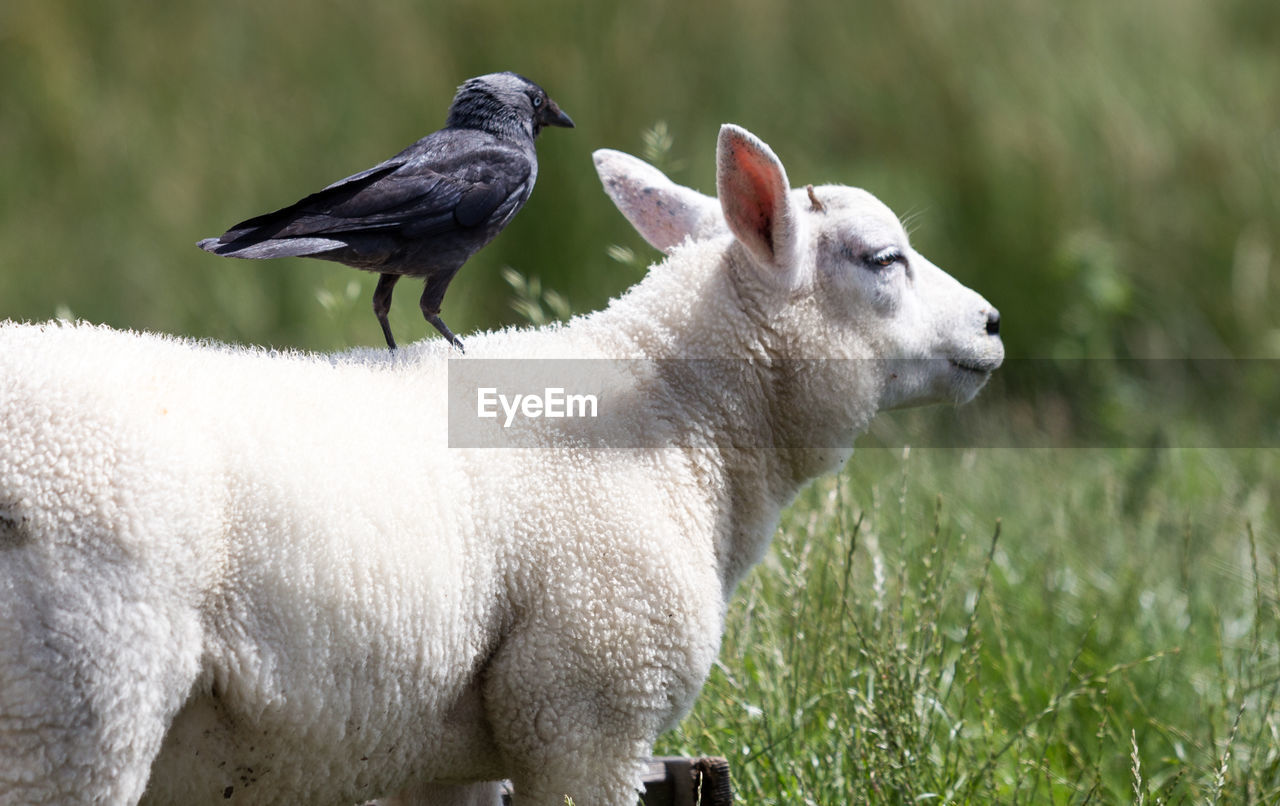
[867,247,903,269]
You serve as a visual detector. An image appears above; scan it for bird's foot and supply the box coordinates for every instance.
[426,313,465,353]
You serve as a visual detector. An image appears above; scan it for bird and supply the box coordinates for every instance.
[198,72,574,351]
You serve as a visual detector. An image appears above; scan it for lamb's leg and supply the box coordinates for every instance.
[373,272,400,350]
[481,634,671,806]
[374,781,504,806]
[0,568,200,805]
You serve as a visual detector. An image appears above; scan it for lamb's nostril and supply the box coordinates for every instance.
[985,310,1001,336]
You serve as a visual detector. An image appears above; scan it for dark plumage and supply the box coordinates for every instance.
[198,72,574,350]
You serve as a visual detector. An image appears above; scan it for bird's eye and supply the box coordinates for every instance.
[867,247,903,269]
[532,95,543,108]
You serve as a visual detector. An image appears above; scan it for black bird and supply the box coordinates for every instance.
[198,72,574,350]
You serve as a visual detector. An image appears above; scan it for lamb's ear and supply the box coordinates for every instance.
[593,149,726,254]
[716,124,800,274]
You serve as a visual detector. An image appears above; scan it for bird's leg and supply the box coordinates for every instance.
[420,275,464,352]
[425,313,463,353]
[373,273,400,350]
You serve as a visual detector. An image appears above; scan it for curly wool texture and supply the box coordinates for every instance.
[0,125,1001,806]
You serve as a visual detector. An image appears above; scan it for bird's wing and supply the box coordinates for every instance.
[215,146,532,245]
[213,161,404,243]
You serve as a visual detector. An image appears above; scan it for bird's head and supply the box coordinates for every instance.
[447,72,574,140]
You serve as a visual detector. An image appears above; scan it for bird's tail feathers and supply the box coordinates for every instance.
[196,236,347,259]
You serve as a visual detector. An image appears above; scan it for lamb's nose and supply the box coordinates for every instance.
[985,309,1001,336]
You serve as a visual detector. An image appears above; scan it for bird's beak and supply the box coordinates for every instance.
[540,99,575,129]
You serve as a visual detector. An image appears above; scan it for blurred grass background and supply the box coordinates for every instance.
[1,0,1277,358]
[3,1,1280,802]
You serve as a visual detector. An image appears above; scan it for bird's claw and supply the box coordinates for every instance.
[425,313,464,353]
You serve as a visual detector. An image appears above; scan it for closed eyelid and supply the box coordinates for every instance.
[828,238,907,272]
[871,247,901,264]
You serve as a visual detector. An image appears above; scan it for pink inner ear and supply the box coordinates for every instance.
[725,140,781,255]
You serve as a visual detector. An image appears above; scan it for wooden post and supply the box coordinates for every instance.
[691,757,733,806]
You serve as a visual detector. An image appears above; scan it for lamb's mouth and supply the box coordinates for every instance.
[949,358,1000,375]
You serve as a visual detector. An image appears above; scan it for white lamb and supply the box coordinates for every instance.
[0,124,1002,805]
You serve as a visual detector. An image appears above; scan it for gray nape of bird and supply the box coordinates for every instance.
[197,72,573,351]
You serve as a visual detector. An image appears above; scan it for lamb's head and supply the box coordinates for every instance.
[594,124,1003,415]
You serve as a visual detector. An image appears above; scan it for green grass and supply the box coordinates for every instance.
[658,447,1279,803]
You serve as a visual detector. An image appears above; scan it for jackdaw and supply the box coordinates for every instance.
[197,72,574,350]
